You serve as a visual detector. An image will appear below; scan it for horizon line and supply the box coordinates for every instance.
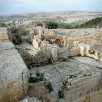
[0,10,102,16]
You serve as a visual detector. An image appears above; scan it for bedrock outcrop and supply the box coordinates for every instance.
[0,41,29,102]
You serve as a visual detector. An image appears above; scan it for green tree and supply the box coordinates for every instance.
[45,21,58,29]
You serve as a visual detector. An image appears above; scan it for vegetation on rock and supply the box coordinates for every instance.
[45,82,53,93]
[29,72,44,83]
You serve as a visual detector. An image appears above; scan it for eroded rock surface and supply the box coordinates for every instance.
[18,97,41,102]
[0,41,29,102]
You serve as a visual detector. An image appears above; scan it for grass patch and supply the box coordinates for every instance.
[25,48,33,51]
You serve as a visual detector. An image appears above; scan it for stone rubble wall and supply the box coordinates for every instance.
[32,43,59,63]
[57,47,69,59]
[28,82,50,102]
[51,29,102,47]
[29,30,41,50]
[0,27,11,41]
[79,44,102,61]
[28,28,102,62]
[87,46,102,61]
[20,28,102,102]
[64,73,101,102]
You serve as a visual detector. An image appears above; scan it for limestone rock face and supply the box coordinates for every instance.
[0,27,11,41]
[0,41,29,102]
[29,30,41,51]
[18,97,41,102]
[58,47,69,59]
[39,43,59,62]
[28,82,50,102]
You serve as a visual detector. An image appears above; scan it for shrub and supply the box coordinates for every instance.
[89,50,95,55]
[45,82,53,93]
[29,72,45,83]
[45,21,58,29]
[58,89,64,98]
[69,74,77,79]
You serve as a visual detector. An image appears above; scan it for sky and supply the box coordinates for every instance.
[0,0,102,15]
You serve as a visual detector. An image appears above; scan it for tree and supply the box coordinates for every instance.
[45,21,58,29]
[35,22,43,27]
[0,23,6,27]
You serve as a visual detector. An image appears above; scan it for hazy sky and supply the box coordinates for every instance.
[0,0,102,15]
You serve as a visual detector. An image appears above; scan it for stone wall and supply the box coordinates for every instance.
[0,41,29,102]
[29,29,42,50]
[0,28,11,41]
[28,82,50,102]
[64,72,101,102]
[78,44,102,61]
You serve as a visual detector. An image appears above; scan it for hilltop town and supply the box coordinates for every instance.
[0,12,102,102]
[0,11,102,27]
